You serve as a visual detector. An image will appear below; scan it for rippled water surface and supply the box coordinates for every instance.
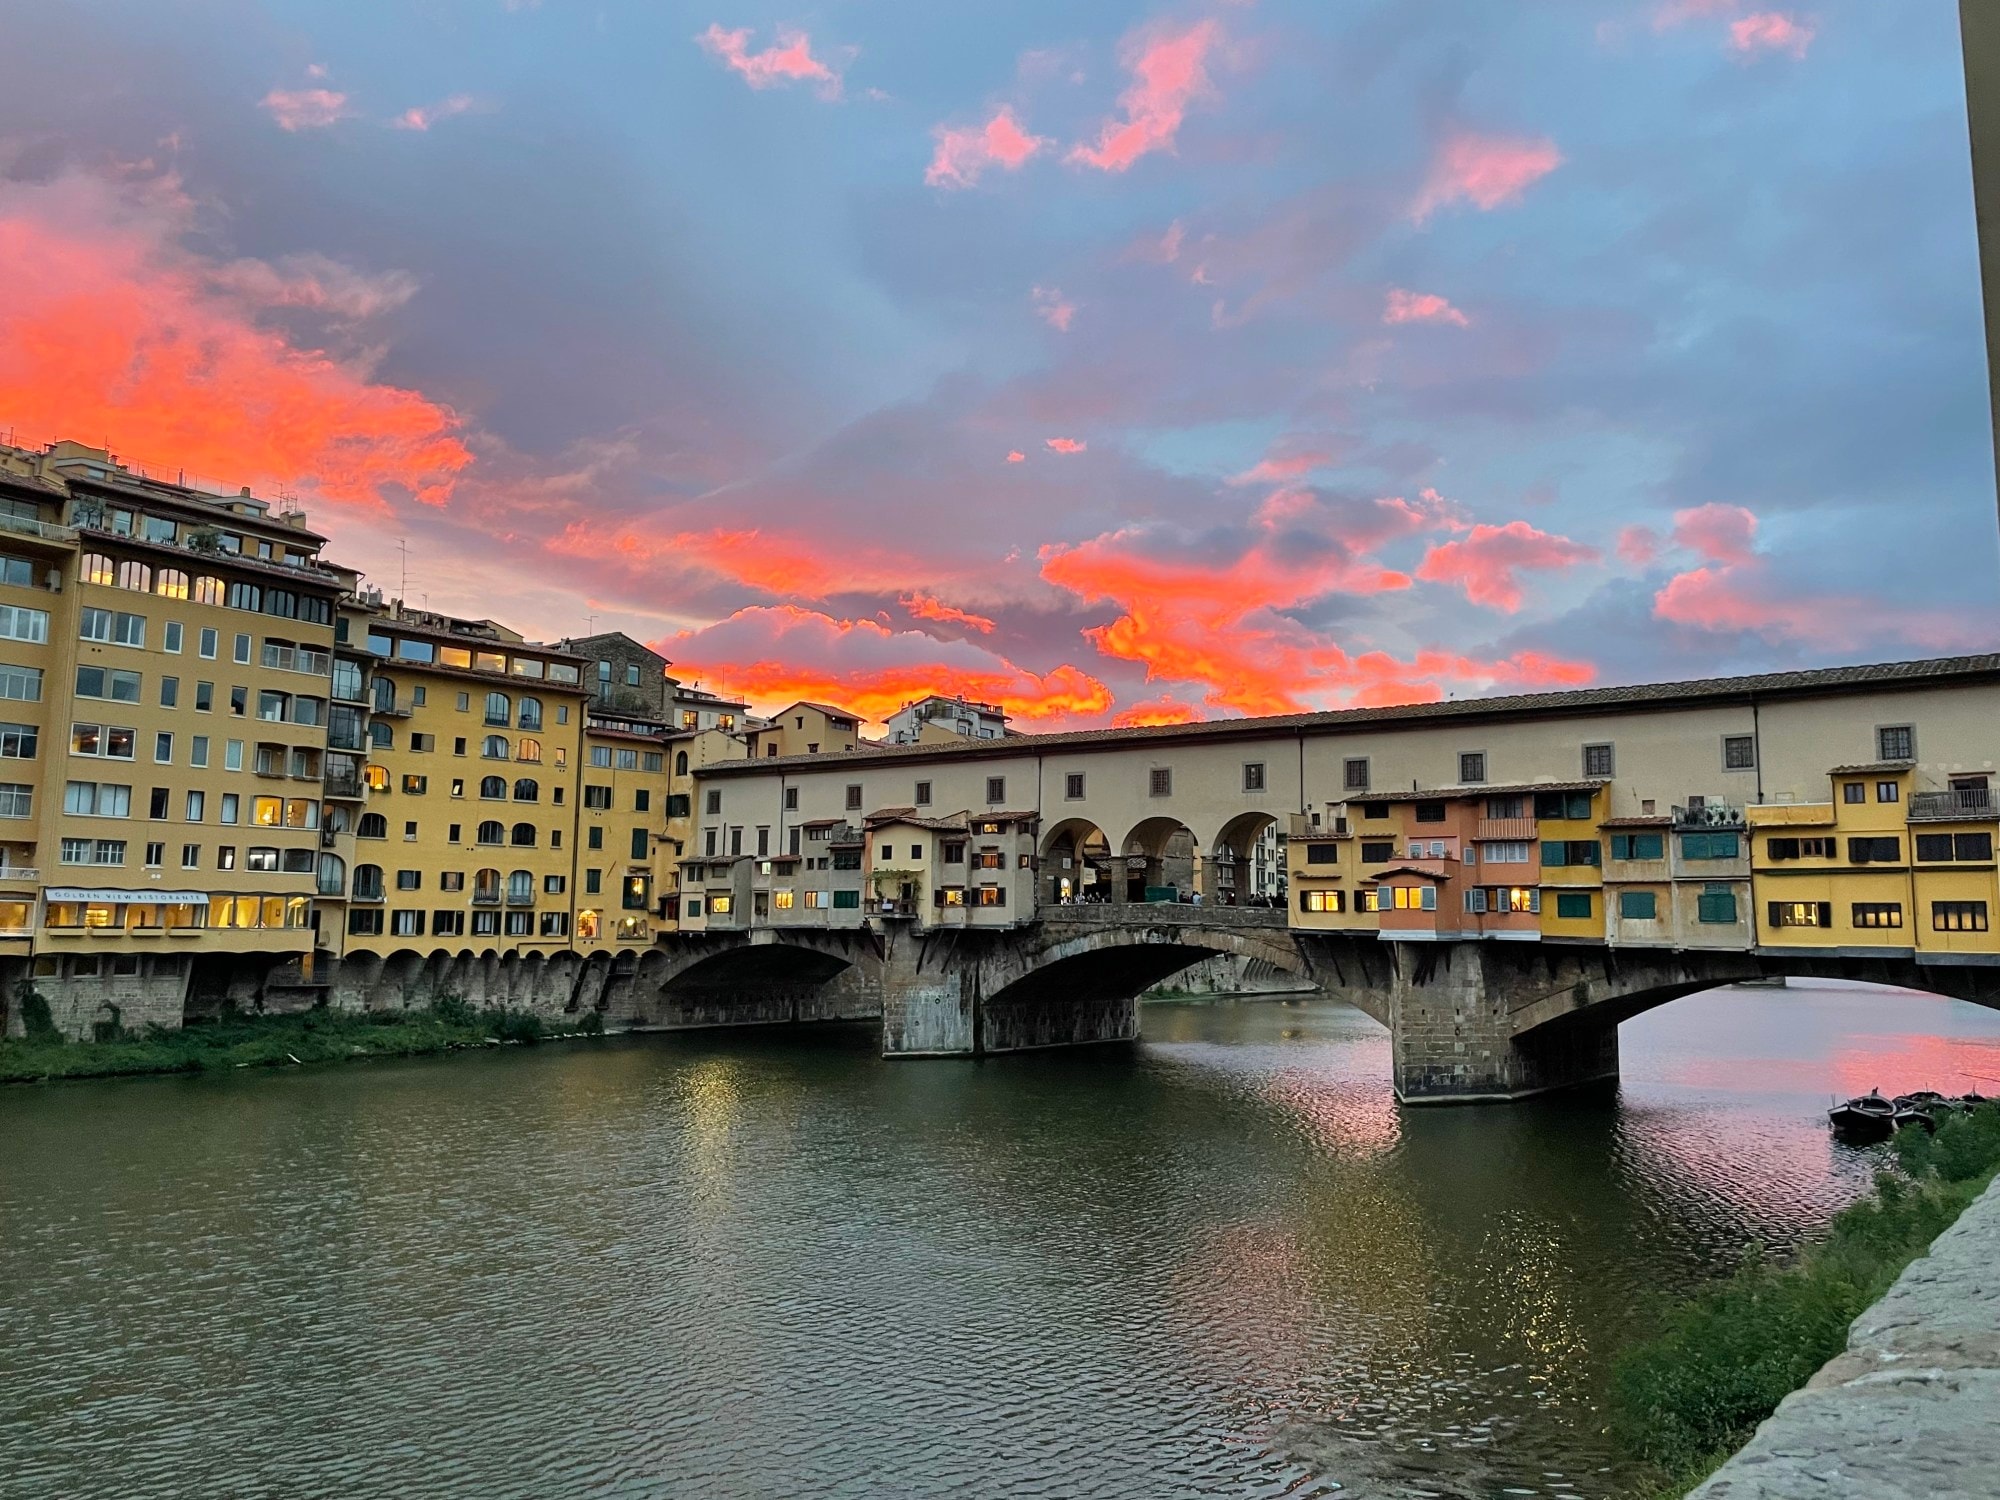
[6,981,2000,1500]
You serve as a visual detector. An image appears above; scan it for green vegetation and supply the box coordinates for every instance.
[1613,1102,2000,1496]
[0,999,607,1084]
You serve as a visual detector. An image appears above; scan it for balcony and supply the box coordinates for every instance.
[1673,802,1745,829]
[261,645,332,676]
[373,699,414,719]
[350,887,385,905]
[323,776,365,801]
[1910,789,1997,823]
[1475,817,1537,842]
[506,891,535,907]
[0,512,77,547]
[1289,813,1349,838]
[0,867,40,884]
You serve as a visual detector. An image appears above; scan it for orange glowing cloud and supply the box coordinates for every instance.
[1227,446,1337,487]
[1045,437,1087,454]
[0,171,470,509]
[1415,521,1599,611]
[560,522,931,600]
[1005,449,1026,463]
[902,592,996,633]
[925,107,1048,188]
[697,24,844,98]
[1731,13,1815,57]
[1384,288,1471,327]
[1068,18,1220,173]
[1412,131,1563,221]
[1112,695,1203,727]
[261,87,350,131]
[667,604,1113,726]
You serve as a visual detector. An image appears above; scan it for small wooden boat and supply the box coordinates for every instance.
[1892,1102,1941,1133]
[1828,1090,1897,1141]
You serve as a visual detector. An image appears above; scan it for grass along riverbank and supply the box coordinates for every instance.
[0,996,600,1084]
[1611,1101,2000,1496]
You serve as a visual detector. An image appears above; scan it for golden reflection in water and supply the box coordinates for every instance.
[678,1057,748,1220]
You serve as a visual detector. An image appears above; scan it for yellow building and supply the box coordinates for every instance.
[745,700,863,759]
[575,710,675,950]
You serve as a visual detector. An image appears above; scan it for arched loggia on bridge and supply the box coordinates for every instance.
[1207,810,1286,907]
[1040,817,1114,906]
[1119,816,1200,904]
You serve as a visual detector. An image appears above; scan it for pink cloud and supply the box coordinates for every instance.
[1031,285,1077,332]
[925,106,1048,189]
[697,24,843,98]
[1112,695,1203,728]
[1005,449,1026,464]
[1045,437,1087,454]
[1383,288,1471,327]
[902,592,997,634]
[1415,521,1600,612]
[1730,13,1815,57]
[1616,524,1661,567]
[1412,131,1563,222]
[1068,19,1220,173]
[1227,447,1336,487]
[1671,502,1757,564]
[261,87,350,131]
[393,94,479,131]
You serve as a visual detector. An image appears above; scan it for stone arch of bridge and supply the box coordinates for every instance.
[1117,815,1201,904]
[1207,809,1287,907]
[655,938,858,1000]
[984,919,1312,1018]
[1039,816,1115,906]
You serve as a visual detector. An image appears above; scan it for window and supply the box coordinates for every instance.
[584,785,612,810]
[1148,767,1172,797]
[1555,892,1593,920]
[1541,840,1601,866]
[1619,890,1657,920]
[979,776,1003,805]
[182,844,199,869]
[63,781,132,817]
[1916,832,1994,862]
[482,735,509,759]
[59,838,126,866]
[1412,800,1446,824]
[1337,758,1372,795]
[485,691,510,726]
[0,604,48,643]
[1853,903,1903,929]
[0,663,41,703]
[1934,901,1989,932]
[1065,772,1085,800]
[631,828,649,859]
[0,783,30,818]
[1305,844,1338,865]
[1679,832,1739,861]
[1842,781,1867,804]
[705,788,726,816]
[1609,832,1664,861]
[510,822,537,847]
[1876,780,1900,804]
[0,722,33,759]
[190,736,209,768]
[589,746,612,769]
[1458,752,1486,784]
[70,724,136,759]
[517,697,543,730]
[1300,889,1346,913]
[1722,734,1756,770]
[1360,840,1395,863]
[1877,725,1915,762]
[1770,900,1831,929]
[1582,743,1615,777]
[481,775,508,800]
[1243,762,1266,792]
[402,774,428,796]
[914,780,932,807]
[1848,836,1901,865]
[433,911,466,937]
[75,666,141,702]
[1389,885,1437,911]
[163,621,183,653]
[199,627,218,659]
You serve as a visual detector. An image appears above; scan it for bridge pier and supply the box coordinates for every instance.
[1389,942,1623,1103]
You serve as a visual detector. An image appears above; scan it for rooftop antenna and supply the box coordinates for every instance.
[584,614,597,636]
[397,538,409,603]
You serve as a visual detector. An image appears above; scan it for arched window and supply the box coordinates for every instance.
[352,864,384,900]
[117,559,151,592]
[516,737,541,764]
[481,735,510,760]
[154,568,189,599]
[228,580,262,611]
[362,763,389,791]
[479,776,507,799]
[316,854,346,896]
[80,553,115,586]
[517,697,543,730]
[577,909,600,940]
[192,575,225,605]
[476,821,504,845]
[368,722,394,749]
[484,691,510,726]
[510,822,537,847]
[675,750,689,776]
[372,676,397,713]
[512,778,539,802]
[356,813,388,840]
[473,868,501,902]
[506,869,534,904]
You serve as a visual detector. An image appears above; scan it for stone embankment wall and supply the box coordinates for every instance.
[1689,1174,2000,1500]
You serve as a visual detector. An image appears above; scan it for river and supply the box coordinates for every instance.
[4,981,1999,1500]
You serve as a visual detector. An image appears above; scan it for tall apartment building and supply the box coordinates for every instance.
[884,694,1009,745]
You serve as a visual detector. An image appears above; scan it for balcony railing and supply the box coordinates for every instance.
[1289,813,1348,838]
[0,512,76,546]
[261,645,332,676]
[1910,789,1996,822]
[1475,817,1537,841]
[323,776,365,800]
[0,866,40,883]
[350,887,385,904]
[1673,802,1745,829]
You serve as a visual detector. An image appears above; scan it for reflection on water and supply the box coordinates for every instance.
[3,981,1999,1500]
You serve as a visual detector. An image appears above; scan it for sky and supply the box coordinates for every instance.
[0,0,1994,730]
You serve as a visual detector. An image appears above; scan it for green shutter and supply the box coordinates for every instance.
[1541,841,1567,867]
[1555,892,1592,919]
[1610,834,1631,860]
[1637,832,1664,860]
[1619,890,1656,919]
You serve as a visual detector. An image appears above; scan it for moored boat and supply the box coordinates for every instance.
[1828,1090,1897,1141]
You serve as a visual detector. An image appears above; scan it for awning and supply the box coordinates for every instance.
[44,888,212,905]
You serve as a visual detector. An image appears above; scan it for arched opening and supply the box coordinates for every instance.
[1209,810,1285,908]
[1119,816,1201,904]
[1040,817,1113,905]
